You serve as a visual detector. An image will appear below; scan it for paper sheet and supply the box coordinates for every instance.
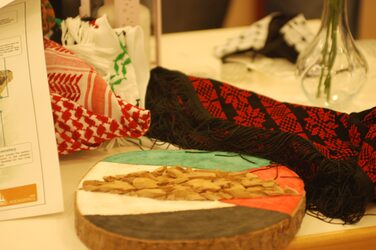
[0,0,63,220]
[0,0,14,9]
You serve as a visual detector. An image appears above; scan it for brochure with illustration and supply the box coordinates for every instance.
[0,0,63,220]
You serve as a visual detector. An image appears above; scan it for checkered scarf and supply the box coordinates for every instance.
[44,39,150,154]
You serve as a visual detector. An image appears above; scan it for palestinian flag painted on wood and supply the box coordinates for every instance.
[75,150,305,250]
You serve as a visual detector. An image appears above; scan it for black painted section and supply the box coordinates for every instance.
[85,206,289,240]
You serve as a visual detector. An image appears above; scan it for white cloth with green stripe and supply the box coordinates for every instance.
[61,15,149,108]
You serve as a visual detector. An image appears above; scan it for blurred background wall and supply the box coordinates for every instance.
[50,0,375,39]
[263,0,359,36]
[358,0,376,39]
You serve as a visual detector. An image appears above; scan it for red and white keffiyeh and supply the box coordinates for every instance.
[44,38,150,154]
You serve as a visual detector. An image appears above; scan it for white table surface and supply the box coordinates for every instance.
[1,26,376,250]
[158,26,376,114]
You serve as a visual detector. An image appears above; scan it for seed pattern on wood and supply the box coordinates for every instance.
[82,166,298,201]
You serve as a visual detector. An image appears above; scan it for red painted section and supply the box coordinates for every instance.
[221,165,305,215]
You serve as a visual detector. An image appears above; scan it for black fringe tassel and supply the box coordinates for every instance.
[145,67,373,224]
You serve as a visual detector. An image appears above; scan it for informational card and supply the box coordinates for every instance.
[0,0,63,220]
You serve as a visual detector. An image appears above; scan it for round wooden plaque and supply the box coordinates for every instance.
[75,150,305,250]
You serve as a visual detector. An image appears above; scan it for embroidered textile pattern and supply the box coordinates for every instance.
[146,67,375,224]
[44,39,150,154]
[109,38,132,92]
[190,76,359,160]
[41,0,55,35]
[189,75,376,194]
[190,77,376,188]
[214,13,314,63]
[61,16,148,107]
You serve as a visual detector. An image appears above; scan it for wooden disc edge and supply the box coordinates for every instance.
[75,194,306,250]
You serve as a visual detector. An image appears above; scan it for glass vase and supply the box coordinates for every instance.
[296,0,368,107]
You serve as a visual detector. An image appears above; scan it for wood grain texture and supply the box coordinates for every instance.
[75,151,306,250]
[76,196,305,250]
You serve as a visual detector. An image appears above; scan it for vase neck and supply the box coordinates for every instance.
[321,0,350,30]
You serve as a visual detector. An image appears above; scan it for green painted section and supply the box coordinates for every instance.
[104,150,270,172]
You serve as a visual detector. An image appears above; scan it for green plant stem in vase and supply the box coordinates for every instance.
[317,0,341,100]
[297,0,368,108]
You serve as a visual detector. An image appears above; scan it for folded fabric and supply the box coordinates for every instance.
[214,13,314,63]
[61,16,149,108]
[145,67,375,224]
[41,0,55,36]
[44,38,150,154]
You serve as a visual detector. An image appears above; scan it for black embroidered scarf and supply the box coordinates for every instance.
[145,67,375,224]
